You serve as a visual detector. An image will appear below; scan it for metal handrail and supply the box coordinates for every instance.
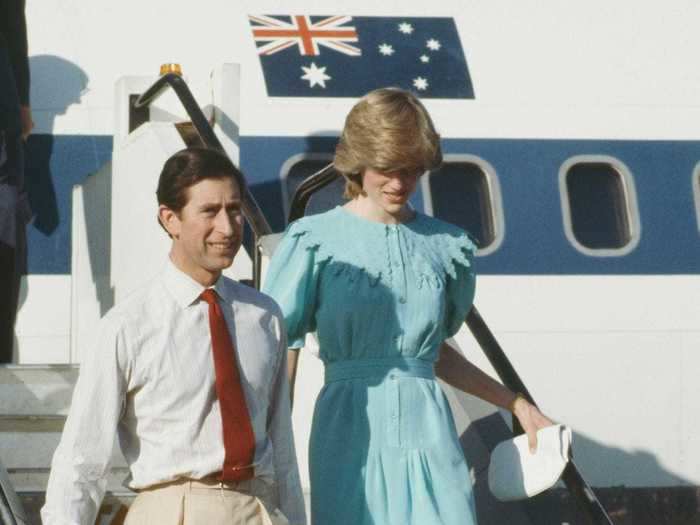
[288,162,615,525]
[466,308,614,524]
[134,73,273,286]
[288,163,339,220]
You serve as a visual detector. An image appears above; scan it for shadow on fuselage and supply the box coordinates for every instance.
[445,386,698,525]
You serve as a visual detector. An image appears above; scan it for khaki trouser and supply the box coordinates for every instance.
[124,477,290,525]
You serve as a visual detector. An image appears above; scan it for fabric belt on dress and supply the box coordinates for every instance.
[324,357,435,384]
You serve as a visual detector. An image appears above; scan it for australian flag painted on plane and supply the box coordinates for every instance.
[249,15,475,99]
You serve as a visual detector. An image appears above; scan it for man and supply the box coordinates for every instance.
[0,0,33,361]
[41,148,306,525]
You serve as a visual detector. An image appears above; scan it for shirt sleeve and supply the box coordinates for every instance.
[262,221,324,349]
[444,239,477,338]
[41,313,130,525]
[266,314,307,525]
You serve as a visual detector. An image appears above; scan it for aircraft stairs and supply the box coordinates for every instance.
[0,66,615,525]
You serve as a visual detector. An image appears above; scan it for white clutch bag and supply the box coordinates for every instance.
[488,424,572,501]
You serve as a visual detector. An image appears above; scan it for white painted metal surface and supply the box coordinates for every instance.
[5,2,699,511]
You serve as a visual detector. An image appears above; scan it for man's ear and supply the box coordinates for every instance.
[158,205,181,239]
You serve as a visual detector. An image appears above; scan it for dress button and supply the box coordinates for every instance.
[399,297,406,304]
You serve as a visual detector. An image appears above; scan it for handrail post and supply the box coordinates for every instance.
[134,73,273,241]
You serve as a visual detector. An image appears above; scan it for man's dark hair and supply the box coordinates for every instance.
[156,147,245,214]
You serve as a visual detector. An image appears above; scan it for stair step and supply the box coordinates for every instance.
[17,491,135,525]
[0,432,127,469]
[0,365,78,416]
[9,467,132,493]
[0,415,66,432]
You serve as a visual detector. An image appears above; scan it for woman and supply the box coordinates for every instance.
[263,88,552,525]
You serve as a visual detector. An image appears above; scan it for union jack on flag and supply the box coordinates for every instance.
[248,15,474,99]
[250,15,361,57]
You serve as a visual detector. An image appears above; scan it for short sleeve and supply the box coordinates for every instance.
[444,239,477,338]
[262,221,325,349]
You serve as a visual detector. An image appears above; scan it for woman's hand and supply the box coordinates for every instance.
[20,105,34,141]
[512,396,554,453]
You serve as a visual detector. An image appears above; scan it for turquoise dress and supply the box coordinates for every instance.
[263,206,478,525]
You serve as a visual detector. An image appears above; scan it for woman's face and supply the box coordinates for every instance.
[361,168,420,217]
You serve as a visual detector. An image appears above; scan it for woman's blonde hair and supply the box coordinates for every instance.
[334,87,442,199]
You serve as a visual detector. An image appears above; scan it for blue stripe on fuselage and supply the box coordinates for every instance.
[22,134,700,275]
[240,136,700,275]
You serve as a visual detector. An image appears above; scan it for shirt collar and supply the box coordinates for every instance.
[163,259,232,308]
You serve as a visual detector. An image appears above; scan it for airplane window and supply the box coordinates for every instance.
[427,160,502,252]
[560,158,640,254]
[282,155,345,220]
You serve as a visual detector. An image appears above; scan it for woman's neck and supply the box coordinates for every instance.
[344,196,413,225]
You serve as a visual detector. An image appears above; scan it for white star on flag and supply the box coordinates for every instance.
[398,22,414,34]
[420,54,430,63]
[301,62,331,88]
[413,77,428,90]
[426,38,441,51]
[378,43,395,56]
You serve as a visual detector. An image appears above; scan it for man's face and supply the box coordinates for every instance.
[160,176,243,286]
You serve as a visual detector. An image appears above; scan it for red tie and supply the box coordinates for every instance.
[200,289,255,481]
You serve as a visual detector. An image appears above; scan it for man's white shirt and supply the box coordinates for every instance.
[41,261,305,525]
